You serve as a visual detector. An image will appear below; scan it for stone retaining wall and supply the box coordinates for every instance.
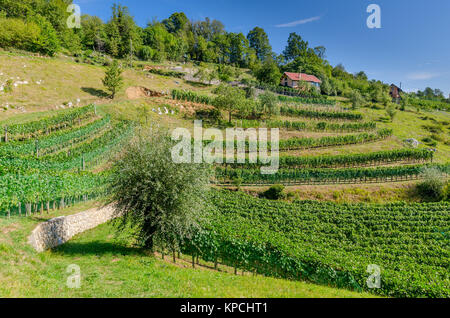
[28,205,117,252]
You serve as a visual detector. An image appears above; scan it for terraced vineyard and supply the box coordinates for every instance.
[0,105,134,217]
[182,189,450,298]
[280,105,363,121]
[167,88,448,187]
[215,164,449,185]
[233,119,377,132]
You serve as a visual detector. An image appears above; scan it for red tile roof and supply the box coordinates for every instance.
[283,72,322,84]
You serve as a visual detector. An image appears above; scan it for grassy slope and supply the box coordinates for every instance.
[0,51,447,297]
[0,203,373,298]
[1,50,448,162]
[0,51,211,120]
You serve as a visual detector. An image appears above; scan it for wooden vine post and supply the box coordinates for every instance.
[4,126,8,142]
[35,139,40,158]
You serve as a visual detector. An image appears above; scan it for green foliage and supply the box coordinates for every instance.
[105,4,141,58]
[80,15,106,51]
[422,137,437,147]
[0,17,41,52]
[0,13,60,56]
[277,95,335,106]
[3,79,13,94]
[195,108,222,124]
[148,68,185,78]
[255,59,282,85]
[258,91,279,116]
[234,119,376,132]
[102,60,123,99]
[385,104,397,122]
[30,14,60,56]
[225,149,433,170]
[0,116,111,158]
[0,2,447,106]
[213,84,247,122]
[143,22,184,61]
[137,45,155,61]
[172,89,215,105]
[216,64,235,82]
[184,190,450,297]
[407,97,450,112]
[205,129,393,153]
[320,78,335,96]
[283,32,308,62]
[350,90,365,110]
[416,167,447,201]
[0,172,107,214]
[280,105,363,121]
[108,129,212,250]
[0,110,135,216]
[0,105,96,141]
[247,27,272,61]
[444,183,450,201]
[216,164,448,185]
[261,184,285,200]
[244,80,322,98]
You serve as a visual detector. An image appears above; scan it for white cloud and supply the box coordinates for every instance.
[406,72,439,80]
[275,16,321,28]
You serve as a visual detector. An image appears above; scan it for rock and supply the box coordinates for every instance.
[404,138,420,148]
[28,206,117,252]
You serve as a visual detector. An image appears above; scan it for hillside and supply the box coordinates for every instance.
[0,203,373,298]
[0,51,448,299]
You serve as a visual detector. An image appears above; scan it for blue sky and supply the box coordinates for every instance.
[77,0,450,96]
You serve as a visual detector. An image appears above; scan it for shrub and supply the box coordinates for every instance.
[430,134,445,143]
[262,184,286,200]
[443,183,450,201]
[416,167,446,201]
[30,14,60,56]
[108,129,212,250]
[386,104,397,122]
[137,46,154,61]
[232,177,243,190]
[422,137,437,147]
[258,91,279,116]
[3,79,13,93]
[350,90,364,110]
[0,17,40,52]
[195,108,222,123]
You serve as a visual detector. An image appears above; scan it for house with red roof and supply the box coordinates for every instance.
[281,72,322,89]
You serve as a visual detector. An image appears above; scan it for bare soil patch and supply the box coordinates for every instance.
[126,86,165,99]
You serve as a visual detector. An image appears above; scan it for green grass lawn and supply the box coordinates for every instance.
[0,202,375,298]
